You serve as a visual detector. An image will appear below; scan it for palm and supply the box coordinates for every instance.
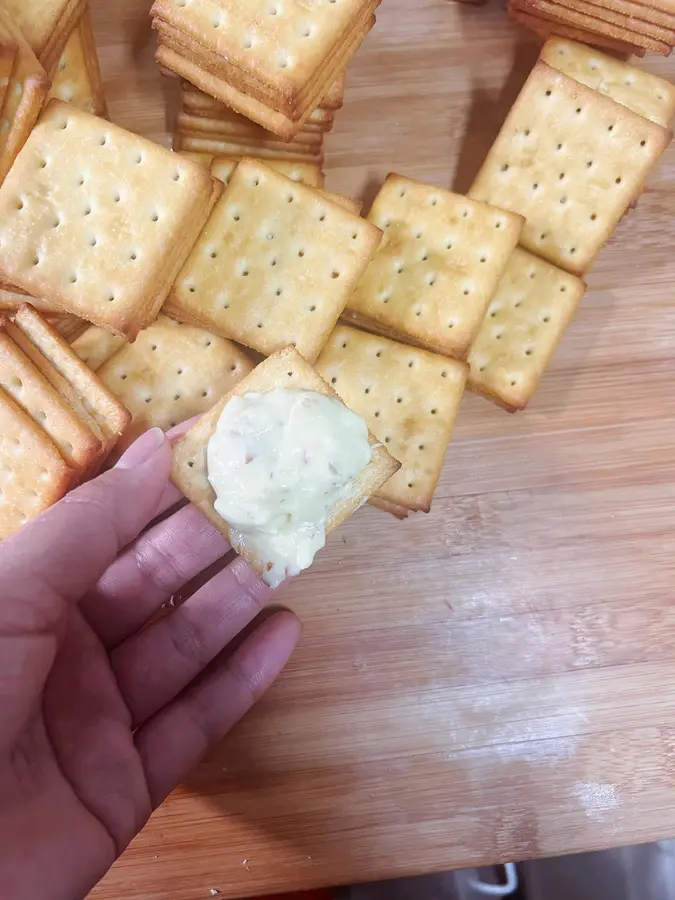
[0,433,300,900]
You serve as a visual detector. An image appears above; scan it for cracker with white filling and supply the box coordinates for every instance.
[171,346,400,582]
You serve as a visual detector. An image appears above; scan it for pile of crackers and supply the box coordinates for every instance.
[0,2,672,580]
[151,0,377,179]
[508,0,675,56]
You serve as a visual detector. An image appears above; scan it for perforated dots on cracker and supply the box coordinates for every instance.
[210,157,324,188]
[541,39,675,126]
[97,315,254,459]
[316,325,467,515]
[468,248,585,411]
[469,62,672,276]
[165,159,382,363]
[0,100,219,339]
[345,174,523,361]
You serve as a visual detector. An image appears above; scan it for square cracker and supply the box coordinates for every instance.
[210,157,324,188]
[165,159,382,363]
[469,61,672,276]
[0,324,101,471]
[0,100,219,339]
[540,37,675,126]
[171,345,400,581]
[96,315,253,459]
[70,325,126,372]
[12,305,130,457]
[48,10,107,117]
[316,325,467,514]
[345,174,523,361]
[0,7,51,186]
[151,0,371,105]
[0,387,73,539]
[468,248,585,411]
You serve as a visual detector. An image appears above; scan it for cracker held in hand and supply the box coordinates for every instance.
[0,100,219,339]
[97,315,253,459]
[469,62,672,276]
[165,159,382,363]
[171,346,399,581]
[316,325,467,516]
[0,387,73,539]
[47,10,107,117]
[344,174,523,361]
[540,38,675,126]
[468,248,585,411]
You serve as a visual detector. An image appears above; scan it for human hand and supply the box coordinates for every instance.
[0,427,301,900]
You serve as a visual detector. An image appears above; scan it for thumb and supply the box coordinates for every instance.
[0,428,172,608]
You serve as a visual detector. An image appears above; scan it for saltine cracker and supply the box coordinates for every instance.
[345,174,523,360]
[469,62,672,275]
[171,346,400,581]
[316,325,467,514]
[468,248,585,411]
[166,159,382,362]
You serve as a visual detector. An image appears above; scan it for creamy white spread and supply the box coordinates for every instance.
[206,389,372,587]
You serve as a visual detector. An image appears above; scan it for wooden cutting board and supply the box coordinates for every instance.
[91,0,675,897]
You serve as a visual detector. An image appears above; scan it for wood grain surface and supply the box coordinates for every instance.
[90,0,675,897]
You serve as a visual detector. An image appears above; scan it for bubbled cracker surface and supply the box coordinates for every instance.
[347,174,522,360]
[0,101,215,337]
[167,159,381,362]
[468,248,585,410]
[541,38,675,126]
[152,0,370,95]
[97,315,254,455]
[469,62,672,275]
[0,388,72,538]
[316,325,467,512]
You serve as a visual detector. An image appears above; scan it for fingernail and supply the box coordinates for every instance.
[115,427,166,470]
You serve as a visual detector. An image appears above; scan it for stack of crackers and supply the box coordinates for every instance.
[0,5,673,556]
[508,0,675,56]
[150,0,378,140]
[0,304,129,538]
[172,74,345,170]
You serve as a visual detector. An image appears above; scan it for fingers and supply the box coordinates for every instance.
[111,556,271,725]
[81,503,230,649]
[135,610,301,808]
[0,428,171,609]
